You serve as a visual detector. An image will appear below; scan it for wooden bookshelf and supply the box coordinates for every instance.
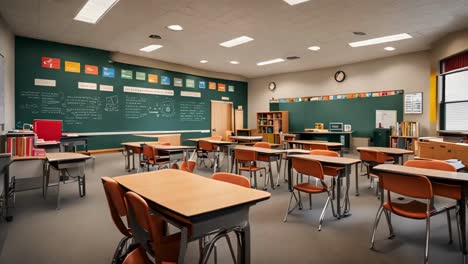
[256,111,289,144]
[390,121,419,151]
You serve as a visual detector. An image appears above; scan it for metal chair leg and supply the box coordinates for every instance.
[284,191,300,222]
[383,210,395,239]
[370,206,384,249]
[424,216,431,264]
[309,194,312,210]
[318,195,331,231]
[447,209,453,244]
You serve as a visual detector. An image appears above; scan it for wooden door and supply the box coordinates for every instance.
[211,101,233,140]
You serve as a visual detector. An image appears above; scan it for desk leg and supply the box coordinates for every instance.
[230,147,235,173]
[267,157,275,190]
[56,169,62,210]
[237,223,251,264]
[275,155,282,188]
[459,196,467,263]
[287,158,293,192]
[336,170,344,219]
[355,163,360,196]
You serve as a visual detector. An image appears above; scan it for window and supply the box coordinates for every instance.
[440,68,468,130]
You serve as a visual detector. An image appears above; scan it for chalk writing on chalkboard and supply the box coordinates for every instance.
[105,95,119,112]
[179,101,207,122]
[64,95,102,125]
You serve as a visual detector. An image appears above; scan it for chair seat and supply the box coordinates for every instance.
[239,166,266,172]
[383,200,434,219]
[293,183,327,193]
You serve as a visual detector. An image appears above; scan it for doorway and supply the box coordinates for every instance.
[211,101,233,140]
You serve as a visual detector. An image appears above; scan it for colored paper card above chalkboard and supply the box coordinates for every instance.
[102,67,115,78]
[186,79,195,88]
[136,72,146,81]
[148,74,158,83]
[174,78,183,87]
[100,85,113,92]
[218,83,226,92]
[34,78,56,87]
[78,82,97,90]
[161,76,171,85]
[228,85,235,92]
[65,61,80,73]
[199,81,206,89]
[85,65,98,75]
[121,69,133,79]
[209,82,216,90]
[41,57,60,69]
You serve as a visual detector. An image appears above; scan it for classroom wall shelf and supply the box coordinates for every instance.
[390,121,419,150]
[257,111,289,144]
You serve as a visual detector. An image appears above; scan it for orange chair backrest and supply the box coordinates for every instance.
[359,150,389,163]
[101,177,132,237]
[380,172,433,199]
[404,159,456,172]
[209,136,222,141]
[292,158,325,180]
[199,140,215,151]
[235,149,256,162]
[123,246,151,264]
[309,150,339,157]
[212,172,250,188]
[180,160,196,173]
[253,142,271,149]
[142,145,155,161]
[309,144,329,150]
[159,142,171,146]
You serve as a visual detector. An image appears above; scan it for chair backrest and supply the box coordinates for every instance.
[125,192,169,260]
[142,145,155,161]
[159,142,171,146]
[292,158,325,180]
[180,160,196,173]
[235,149,256,162]
[225,130,233,142]
[212,172,250,188]
[209,136,222,141]
[123,246,150,264]
[380,172,433,199]
[359,149,389,164]
[404,159,457,172]
[199,140,215,151]
[309,150,339,157]
[101,177,132,238]
[253,142,271,149]
[304,144,328,150]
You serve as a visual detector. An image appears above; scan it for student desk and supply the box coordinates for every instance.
[60,134,89,152]
[296,131,353,151]
[121,141,163,171]
[151,145,196,168]
[230,136,263,145]
[0,153,12,221]
[287,154,360,218]
[133,133,181,146]
[233,145,286,190]
[287,140,344,156]
[45,153,92,209]
[373,164,468,262]
[356,147,413,164]
[114,169,270,264]
[35,141,61,152]
[186,138,237,173]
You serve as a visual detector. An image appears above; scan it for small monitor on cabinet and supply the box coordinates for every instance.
[329,122,344,132]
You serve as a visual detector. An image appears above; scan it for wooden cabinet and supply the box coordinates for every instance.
[257,111,289,144]
[418,141,468,166]
[418,142,434,159]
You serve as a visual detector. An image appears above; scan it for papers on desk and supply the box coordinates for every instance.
[446,159,465,170]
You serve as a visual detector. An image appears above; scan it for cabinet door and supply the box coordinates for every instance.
[455,146,468,165]
[418,142,434,159]
[433,142,452,160]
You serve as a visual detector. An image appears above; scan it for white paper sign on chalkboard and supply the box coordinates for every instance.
[404,92,422,114]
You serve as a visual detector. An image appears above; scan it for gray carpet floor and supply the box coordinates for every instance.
[0,152,465,264]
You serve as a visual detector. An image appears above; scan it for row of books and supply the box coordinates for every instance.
[392,121,419,137]
[390,137,415,150]
[6,136,46,157]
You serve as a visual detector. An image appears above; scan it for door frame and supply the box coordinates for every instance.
[210,100,234,137]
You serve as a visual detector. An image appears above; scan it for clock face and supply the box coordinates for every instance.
[334,71,346,82]
[268,82,276,91]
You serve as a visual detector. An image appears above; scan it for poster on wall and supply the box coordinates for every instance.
[148,74,158,83]
[228,85,235,92]
[85,65,98,75]
[174,78,183,87]
[65,61,80,73]
[186,79,195,88]
[218,83,226,92]
[161,76,171,85]
[199,81,206,89]
[41,57,61,69]
[404,92,423,114]
[102,67,115,78]
[136,72,146,81]
[209,82,216,90]
[121,69,133,79]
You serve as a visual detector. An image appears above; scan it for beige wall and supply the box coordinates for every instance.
[0,15,14,131]
[248,51,432,136]
[431,28,468,69]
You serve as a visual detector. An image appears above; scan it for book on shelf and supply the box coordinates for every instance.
[392,121,419,137]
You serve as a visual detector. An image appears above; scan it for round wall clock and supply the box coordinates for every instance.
[268,82,277,91]
[334,71,346,82]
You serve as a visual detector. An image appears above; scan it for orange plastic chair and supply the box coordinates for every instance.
[283,158,335,231]
[304,143,328,150]
[179,160,196,173]
[197,140,219,168]
[123,246,152,264]
[212,172,251,188]
[101,177,133,262]
[309,150,344,194]
[369,172,454,264]
[209,136,222,141]
[253,142,275,189]
[140,145,169,172]
[125,192,181,264]
[235,149,266,189]
[359,149,393,194]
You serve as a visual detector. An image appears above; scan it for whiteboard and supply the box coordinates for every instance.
[376,110,397,128]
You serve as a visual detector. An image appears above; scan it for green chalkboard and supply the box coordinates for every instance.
[270,94,403,138]
[15,37,248,148]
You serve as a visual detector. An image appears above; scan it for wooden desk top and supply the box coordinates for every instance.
[35,141,61,146]
[285,149,310,155]
[12,155,46,161]
[288,154,360,165]
[234,145,286,155]
[186,138,236,145]
[356,147,413,155]
[152,145,196,150]
[289,140,343,147]
[121,141,162,148]
[230,136,263,141]
[373,164,468,182]
[134,134,181,138]
[114,169,271,218]
[45,152,92,162]
[300,131,354,134]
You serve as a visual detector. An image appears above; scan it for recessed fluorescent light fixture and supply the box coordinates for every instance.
[283,0,310,5]
[230,61,240,64]
[384,47,396,51]
[200,60,208,63]
[349,33,412,47]
[308,46,321,51]
[220,36,254,48]
[74,0,120,24]
[167,25,183,31]
[257,58,285,66]
[139,45,163,52]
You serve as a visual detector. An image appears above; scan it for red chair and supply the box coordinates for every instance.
[369,172,455,264]
[235,149,267,189]
[179,160,196,173]
[101,177,133,263]
[125,192,181,264]
[284,158,335,231]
